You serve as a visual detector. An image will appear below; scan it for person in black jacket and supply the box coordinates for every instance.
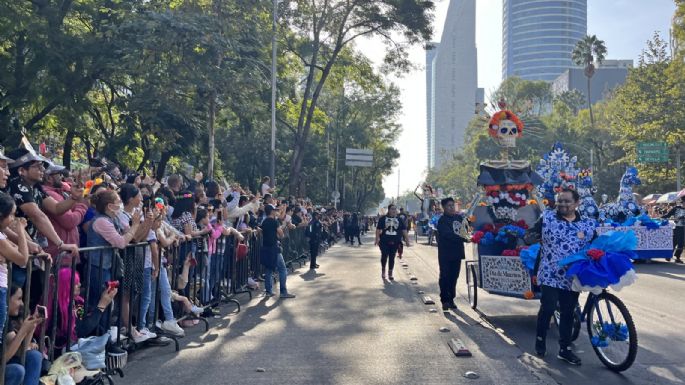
[662,198,685,264]
[436,197,466,311]
[306,211,323,270]
[375,204,411,280]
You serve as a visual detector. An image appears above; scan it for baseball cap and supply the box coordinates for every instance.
[7,148,49,169]
[0,146,14,164]
[46,162,68,175]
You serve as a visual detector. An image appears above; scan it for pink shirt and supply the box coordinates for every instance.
[91,217,128,249]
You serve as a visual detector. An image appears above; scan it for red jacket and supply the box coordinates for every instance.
[42,184,88,260]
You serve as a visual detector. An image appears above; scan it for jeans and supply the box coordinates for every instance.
[149,265,175,324]
[139,267,153,328]
[88,266,112,334]
[0,287,7,340]
[264,253,288,295]
[201,254,212,304]
[6,350,42,385]
[438,257,462,305]
[536,285,580,350]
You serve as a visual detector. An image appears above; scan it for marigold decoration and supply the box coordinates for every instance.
[528,199,537,205]
[488,110,524,139]
[523,290,535,300]
[586,248,605,261]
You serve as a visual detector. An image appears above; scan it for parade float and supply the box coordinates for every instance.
[461,106,638,371]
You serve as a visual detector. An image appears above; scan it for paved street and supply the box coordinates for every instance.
[120,234,684,385]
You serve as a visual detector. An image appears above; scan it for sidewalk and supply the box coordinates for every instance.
[123,235,555,385]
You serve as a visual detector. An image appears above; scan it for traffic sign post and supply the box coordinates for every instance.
[637,142,669,163]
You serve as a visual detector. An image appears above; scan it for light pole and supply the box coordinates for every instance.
[269,0,278,188]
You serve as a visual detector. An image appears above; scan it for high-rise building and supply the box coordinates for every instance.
[425,43,439,168]
[552,60,633,104]
[502,0,587,81]
[426,0,478,169]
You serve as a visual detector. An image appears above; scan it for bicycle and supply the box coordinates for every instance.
[554,289,637,372]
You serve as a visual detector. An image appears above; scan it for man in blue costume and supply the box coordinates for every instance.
[525,188,597,365]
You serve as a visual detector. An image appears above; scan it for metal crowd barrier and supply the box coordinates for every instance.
[0,224,323,385]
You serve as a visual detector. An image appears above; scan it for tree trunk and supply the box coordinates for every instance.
[207,91,216,179]
[63,128,75,169]
[156,150,172,180]
[587,74,594,128]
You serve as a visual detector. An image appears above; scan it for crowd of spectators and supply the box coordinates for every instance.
[0,144,353,385]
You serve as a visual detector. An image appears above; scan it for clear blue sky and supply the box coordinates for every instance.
[367,0,677,198]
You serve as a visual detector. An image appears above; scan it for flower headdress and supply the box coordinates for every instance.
[488,110,524,139]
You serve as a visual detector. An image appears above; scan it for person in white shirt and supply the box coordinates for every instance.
[260,176,274,196]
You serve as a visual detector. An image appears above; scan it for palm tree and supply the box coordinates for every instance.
[572,35,607,127]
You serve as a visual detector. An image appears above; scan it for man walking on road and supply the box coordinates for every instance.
[260,204,295,298]
[306,211,323,270]
[375,204,410,281]
[525,188,596,365]
[435,197,465,312]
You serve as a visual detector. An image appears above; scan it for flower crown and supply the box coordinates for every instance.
[175,193,194,200]
[488,110,524,138]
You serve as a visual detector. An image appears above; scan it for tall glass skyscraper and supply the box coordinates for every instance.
[502,0,587,81]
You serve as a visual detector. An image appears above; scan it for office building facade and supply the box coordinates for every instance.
[425,44,439,168]
[503,0,587,81]
[426,0,478,169]
[552,60,633,104]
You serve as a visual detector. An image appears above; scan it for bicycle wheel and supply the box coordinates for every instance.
[586,292,638,372]
[466,263,478,310]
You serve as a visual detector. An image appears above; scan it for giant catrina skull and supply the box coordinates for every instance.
[488,109,523,148]
[497,119,519,147]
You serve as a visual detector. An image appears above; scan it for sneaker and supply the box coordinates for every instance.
[441,303,450,312]
[139,327,157,340]
[132,329,150,344]
[161,320,185,337]
[535,336,546,357]
[676,258,684,264]
[557,347,581,365]
[264,292,274,297]
[147,336,172,346]
[388,270,394,281]
[190,305,204,316]
[280,293,296,299]
[447,302,457,310]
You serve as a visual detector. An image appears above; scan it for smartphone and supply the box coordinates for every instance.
[107,280,119,291]
[36,305,47,319]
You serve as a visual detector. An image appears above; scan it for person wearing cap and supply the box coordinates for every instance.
[42,163,88,261]
[6,150,79,275]
[0,147,14,190]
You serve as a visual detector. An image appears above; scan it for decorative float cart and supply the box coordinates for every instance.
[463,109,639,372]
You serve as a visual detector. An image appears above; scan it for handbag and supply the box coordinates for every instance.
[236,242,248,260]
[73,332,110,370]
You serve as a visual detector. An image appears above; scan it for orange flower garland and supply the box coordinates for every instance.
[488,110,524,139]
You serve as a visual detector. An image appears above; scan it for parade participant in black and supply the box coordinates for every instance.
[397,207,408,258]
[525,188,596,365]
[435,198,465,311]
[662,197,685,264]
[343,213,351,244]
[350,212,361,245]
[374,204,410,280]
[306,211,323,270]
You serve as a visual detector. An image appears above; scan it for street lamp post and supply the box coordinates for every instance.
[270,0,278,188]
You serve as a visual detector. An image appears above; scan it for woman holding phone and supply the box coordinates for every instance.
[4,285,44,385]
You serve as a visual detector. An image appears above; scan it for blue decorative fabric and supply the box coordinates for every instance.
[519,243,540,272]
[538,210,597,290]
[558,231,637,291]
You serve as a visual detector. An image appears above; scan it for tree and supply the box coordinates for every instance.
[280,0,434,196]
[555,90,586,115]
[572,35,607,127]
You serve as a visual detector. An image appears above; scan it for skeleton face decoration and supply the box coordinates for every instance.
[488,110,523,148]
[496,119,519,147]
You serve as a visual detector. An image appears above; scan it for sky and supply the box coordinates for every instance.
[355,0,677,199]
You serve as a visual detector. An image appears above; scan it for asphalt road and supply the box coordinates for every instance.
[406,239,685,385]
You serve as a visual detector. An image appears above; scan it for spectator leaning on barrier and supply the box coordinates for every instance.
[42,163,88,261]
[259,204,295,299]
[87,189,141,334]
[6,149,80,276]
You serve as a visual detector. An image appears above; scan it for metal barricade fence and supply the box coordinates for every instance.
[0,225,322,385]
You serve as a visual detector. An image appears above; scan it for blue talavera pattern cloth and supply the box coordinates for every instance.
[539,209,597,290]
